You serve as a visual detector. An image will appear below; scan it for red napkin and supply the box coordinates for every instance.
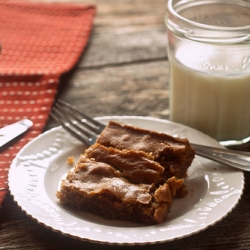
[0,1,96,205]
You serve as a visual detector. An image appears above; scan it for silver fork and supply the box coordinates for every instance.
[50,99,250,172]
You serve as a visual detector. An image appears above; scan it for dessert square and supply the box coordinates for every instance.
[57,121,195,224]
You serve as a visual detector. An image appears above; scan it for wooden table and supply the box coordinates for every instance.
[1,0,250,249]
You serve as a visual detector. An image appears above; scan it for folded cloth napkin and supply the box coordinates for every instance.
[0,1,96,205]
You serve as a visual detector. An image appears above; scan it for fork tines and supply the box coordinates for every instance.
[50,99,105,146]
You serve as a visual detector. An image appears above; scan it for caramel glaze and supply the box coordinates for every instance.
[85,143,164,184]
[97,121,195,178]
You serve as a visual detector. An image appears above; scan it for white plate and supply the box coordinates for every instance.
[8,116,244,245]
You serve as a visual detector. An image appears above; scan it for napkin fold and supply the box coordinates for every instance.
[0,1,96,205]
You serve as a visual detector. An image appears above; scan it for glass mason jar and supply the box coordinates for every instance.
[165,0,250,143]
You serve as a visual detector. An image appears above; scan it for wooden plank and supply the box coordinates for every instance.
[80,0,168,67]
[93,0,167,29]
[59,61,169,115]
[80,27,168,67]
[46,60,170,130]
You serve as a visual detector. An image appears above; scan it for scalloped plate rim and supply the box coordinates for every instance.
[8,116,245,245]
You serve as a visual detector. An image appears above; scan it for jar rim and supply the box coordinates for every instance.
[166,0,250,43]
[167,0,250,31]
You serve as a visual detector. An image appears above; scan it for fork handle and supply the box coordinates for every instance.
[191,143,250,171]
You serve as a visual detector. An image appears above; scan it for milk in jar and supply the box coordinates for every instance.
[166,0,250,142]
